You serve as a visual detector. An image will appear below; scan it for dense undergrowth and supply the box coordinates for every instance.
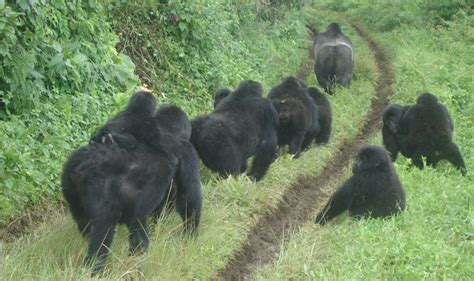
[0,0,138,224]
[256,1,474,279]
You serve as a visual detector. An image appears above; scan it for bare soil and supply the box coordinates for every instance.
[217,20,394,280]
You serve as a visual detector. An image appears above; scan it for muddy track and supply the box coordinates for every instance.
[217,20,394,280]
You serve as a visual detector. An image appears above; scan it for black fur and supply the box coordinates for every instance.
[268,77,320,158]
[315,145,406,225]
[191,80,278,181]
[63,94,202,276]
[213,88,232,108]
[382,93,466,175]
[306,87,332,144]
[313,22,354,94]
[155,104,192,140]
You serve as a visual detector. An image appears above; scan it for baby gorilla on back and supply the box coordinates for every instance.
[268,77,332,158]
[191,80,279,181]
[62,92,202,276]
[315,145,406,225]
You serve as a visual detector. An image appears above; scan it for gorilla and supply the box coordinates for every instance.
[315,145,406,225]
[90,91,160,150]
[191,80,278,181]
[155,104,192,140]
[313,22,354,94]
[307,86,332,144]
[382,93,466,175]
[268,77,320,158]
[213,88,232,108]
[62,93,202,276]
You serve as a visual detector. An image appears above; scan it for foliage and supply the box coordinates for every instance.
[0,0,138,224]
[108,0,308,116]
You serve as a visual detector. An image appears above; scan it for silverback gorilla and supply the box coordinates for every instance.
[62,92,202,275]
[315,145,406,225]
[382,92,466,175]
[268,77,331,157]
[313,22,354,94]
[191,80,278,181]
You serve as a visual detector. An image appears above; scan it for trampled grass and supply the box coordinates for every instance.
[255,2,474,279]
[0,5,377,280]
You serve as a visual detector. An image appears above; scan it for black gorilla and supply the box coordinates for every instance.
[155,104,192,140]
[306,86,332,144]
[191,80,278,181]
[90,91,160,149]
[313,22,354,94]
[62,93,202,275]
[315,145,406,225]
[213,88,232,108]
[382,93,466,175]
[268,77,320,158]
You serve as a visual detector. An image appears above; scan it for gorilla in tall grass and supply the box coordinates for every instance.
[382,93,466,175]
[313,22,354,94]
[315,145,406,225]
[63,92,202,275]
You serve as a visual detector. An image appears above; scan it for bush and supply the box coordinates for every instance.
[0,0,138,224]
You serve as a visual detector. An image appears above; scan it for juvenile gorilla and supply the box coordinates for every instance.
[90,90,160,149]
[191,80,278,181]
[268,77,320,158]
[315,145,405,225]
[155,103,192,140]
[307,86,332,144]
[313,22,354,94]
[62,95,202,276]
[382,93,466,175]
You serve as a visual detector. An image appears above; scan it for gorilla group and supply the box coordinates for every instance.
[191,80,279,181]
[313,22,354,94]
[62,91,202,275]
[315,145,406,225]
[268,76,332,158]
[382,92,466,175]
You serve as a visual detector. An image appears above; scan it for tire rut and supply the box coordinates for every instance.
[217,19,394,280]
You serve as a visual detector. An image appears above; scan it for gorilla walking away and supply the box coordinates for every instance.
[315,145,406,225]
[191,80,279,181]
[62,92,202,275]
[382,92,466,176]
[313,22,354,94]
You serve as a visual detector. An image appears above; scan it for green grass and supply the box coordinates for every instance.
[0,7,378,279]
[255,2,474,279]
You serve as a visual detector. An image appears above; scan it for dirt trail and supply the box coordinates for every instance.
[217,20,394,280]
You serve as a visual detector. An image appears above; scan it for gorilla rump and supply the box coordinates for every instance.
[382,92,466,175]
[268,77,331,158]
[313,22,354,94]
[315,145,406,225]
[62,92,202,275]
[191,80,278,181]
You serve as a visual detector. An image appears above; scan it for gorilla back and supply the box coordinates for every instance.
[315,145,405,225]
[191,80,278,181]
[62,135,202,275]
[313,23,354,94]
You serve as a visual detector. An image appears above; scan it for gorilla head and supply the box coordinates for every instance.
[213,88,232,108]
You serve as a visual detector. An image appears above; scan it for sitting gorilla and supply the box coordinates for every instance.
[213,88,232,108]
[62,93,202,276]
[191,80,278,181]
[268,77,320,158]
[306,86,332,144]
[313,22,354,94]
[382,93,466,175]
[315,145,406,225]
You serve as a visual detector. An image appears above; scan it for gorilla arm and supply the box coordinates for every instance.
[315,178,355,225]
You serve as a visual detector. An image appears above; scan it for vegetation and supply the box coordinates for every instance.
[0,0,472,279]
[256,1,474,279]
[0,0,138,223]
